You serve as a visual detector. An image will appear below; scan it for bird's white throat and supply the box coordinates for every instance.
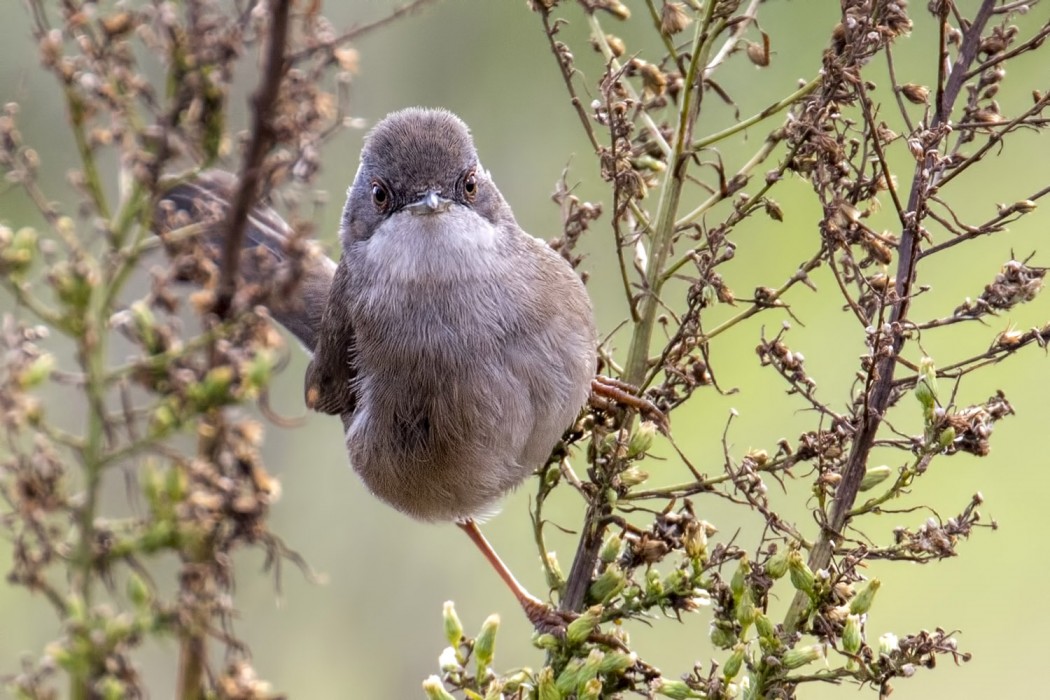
[363,206,499,283]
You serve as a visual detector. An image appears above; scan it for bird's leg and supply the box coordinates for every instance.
[457,519,574,633]
[590,375,668,430]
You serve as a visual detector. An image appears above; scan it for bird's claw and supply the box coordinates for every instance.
[590,375,669,432]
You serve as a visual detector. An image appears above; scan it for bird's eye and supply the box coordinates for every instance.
[371,181,389,210]
[463,171,478,199]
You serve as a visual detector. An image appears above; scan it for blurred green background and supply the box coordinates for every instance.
[1,1,1049,698]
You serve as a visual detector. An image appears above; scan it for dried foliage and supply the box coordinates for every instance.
[1,1,433,698]
[1,0,1049,699]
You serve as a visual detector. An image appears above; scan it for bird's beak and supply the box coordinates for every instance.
[406,189,452,216]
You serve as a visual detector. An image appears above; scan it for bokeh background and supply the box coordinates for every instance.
[1,1,1049,698]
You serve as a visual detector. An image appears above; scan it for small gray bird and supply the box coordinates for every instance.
[306,108,596,523]
[160,108,602,625]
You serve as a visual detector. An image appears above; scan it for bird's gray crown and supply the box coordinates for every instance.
[361,108,478,197]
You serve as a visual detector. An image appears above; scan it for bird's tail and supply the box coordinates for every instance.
[155,171,335,353]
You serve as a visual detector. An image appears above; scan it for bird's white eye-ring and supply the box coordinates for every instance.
[371,181,390,210]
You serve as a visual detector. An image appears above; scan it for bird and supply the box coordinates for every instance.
[158,108,602,627]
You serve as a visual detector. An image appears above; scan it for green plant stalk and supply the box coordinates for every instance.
[70,270,109,700]
[63,128,117,700]
[101,187,152,314]
[66,87,112,223]
[691,76,820,152]
[623,8,724,388]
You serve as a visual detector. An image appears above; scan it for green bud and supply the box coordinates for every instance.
[138,519,177,553]
[554,658,586,695]
[44,641,73,672]
[129,301,160,354]
[627,421,657,458]
[537,666,562,700]
[474,614,500,676]
[566,605,602,645]
[723,643,746,680]
[482,679,505,700]
[859,465,893,491]
[17,353,54,389]
[421,675,456,700]
[556,649,603,694]
[755,613,776,642]
[165,465,186,503]
[653,677,702,698]
[66,594,87,623]
[502,670,530,693]
[709,619,737,649]
[843,614,862,655]
[442,600,463,648]
[730,556,751,600]
[1,226,38,274]
[781,643,824,670]
[244,349,276,395]
[619,465,649,487]
[631,155,667,172]
[664,568,687,595]
[736,588,757,627]
[98,676,126,700]
[188,365,235,410]
[49,259,95,311]
[787,550,816,597]
[765,549,789,579]
[597,651,636,676]
[914,356,938,416]
[533,632,560,651]
[587,563,626,605]
[544,550,565,591]
[600,432,620,453]
[579,678,604,700]
[849,578,881,615]
[937,425,957,450]
[149,400,181,436]
[645,568,665,599]
[599,532,623,564]
[104,613,134,645]
[126,572,150,608]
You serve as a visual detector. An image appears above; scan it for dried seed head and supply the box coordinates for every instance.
[605,33,626,57]
[900,83,930,104]
[746,32,771,67]
[593,0,631,20]
[660,2,692,35]
[637,60,668,97]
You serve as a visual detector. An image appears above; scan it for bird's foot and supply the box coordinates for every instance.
[590,375,668,431]
[521,598,577,635]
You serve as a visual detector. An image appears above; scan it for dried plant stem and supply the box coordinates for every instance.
[783,0,1000,634]
[587,13,672,158]
[214,0,291,320]
[177,635,206,700]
